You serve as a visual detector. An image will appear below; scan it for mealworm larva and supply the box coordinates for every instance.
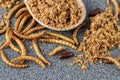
[0,50,27,68]
[0,27,12,50]
[21,19,36,34]
[49,46,65,56]
[6,2,25,20]
[9,43,21,53]
[25,26,46,35]
[14,30,46,40]
[73,23,85,45]
[98,56,120,68]
[32,39,51,65]
[12,34,27,64]
[40,39,77,50]
[110,0,119,17]
[14,12,28,31]
[41,35,59,39]
[46,32,75,44]
[0,20,10,34]
[11,56,46,68]
[15,7,28,18]
[6,28,21,53]
[12,35,26,56]
[17,14,31,33]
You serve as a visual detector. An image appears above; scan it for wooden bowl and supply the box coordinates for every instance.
[24,0,86,31]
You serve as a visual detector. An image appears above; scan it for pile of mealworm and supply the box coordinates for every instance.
[0,0,120,71]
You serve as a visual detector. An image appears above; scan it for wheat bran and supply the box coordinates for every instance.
[26,0,82,29]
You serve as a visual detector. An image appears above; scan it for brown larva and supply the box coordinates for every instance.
[15,7,28,18]
[73,23,85,45]
[49,46,65,56]
[21,19,36,34]
[25,26,46,35]
[40,35,59,39]
[14,30,46,40]
[11,56,46,68]
[0,50,28,68]
[32,39,51,65]
[40,39,77,50]
[17,14,31,33]
[14,12,28,31]
[6,2,25,20]
[46,32,75,44]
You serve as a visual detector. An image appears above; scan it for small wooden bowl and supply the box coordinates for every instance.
[24,0,86,31]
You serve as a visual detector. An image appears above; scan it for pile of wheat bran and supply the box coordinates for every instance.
[69,7,120,71]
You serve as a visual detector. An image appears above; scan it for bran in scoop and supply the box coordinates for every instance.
[26,0,82,29]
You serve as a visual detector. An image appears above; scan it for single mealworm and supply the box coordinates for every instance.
[0,27,12,50]
[73,23,85,45]
[32,39,51,65]
[110,0,119,17]
[97,56,120,68]
[40,35,59,39]
[14,30,46,40]
[40,39,77,50]
[21,19,36,34]
[0,20,10,34]
[6,28,21,53]
[46,32,75,44]
[17,14,31,33]
[14,12,28,31]
[6,2,25,20]
[15,7,28,18]
[0,50,28,68]
[49,46,65,56]
[25,26,46,35]
[12,34,27,64]
[11,56,46,68]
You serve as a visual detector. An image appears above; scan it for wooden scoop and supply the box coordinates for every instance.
[24,0,86,31]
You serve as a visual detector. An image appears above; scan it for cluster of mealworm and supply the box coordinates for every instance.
[0,2,83,69]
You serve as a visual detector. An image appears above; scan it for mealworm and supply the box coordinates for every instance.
[12,34,27,64]
[49,46,65,56]
[110,0,119,17]
[40,39,77,50]
[98,56,120,68]
[46,32,75,44]
[73,23,85,45]
[17,14,31,33]
[15,7,28,18]
[0,50,27,68]
[9,43,21,53]
[0,27,12,50]
[21,19,36,34]
[0,20,10,34]
[11,56,46,68]
[40,35,59,39]
[6,2,25,20]
[14,30,46,40]
[14,12,28,31]
[6,28,21,53]
[25,26,46,35]
[32,39,51,65]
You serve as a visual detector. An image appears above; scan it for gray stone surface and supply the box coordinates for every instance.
[0,0,120,80]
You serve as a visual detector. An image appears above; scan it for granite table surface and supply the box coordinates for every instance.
[0,0,120,80]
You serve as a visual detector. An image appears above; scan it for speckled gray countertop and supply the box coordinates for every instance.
[0,0,120,80]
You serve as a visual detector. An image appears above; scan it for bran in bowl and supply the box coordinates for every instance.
[26,0,83,30]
